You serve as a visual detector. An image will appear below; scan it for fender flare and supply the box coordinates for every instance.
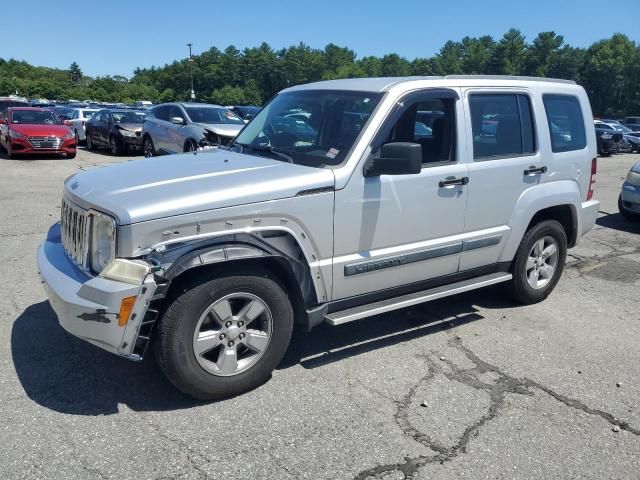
[148,232,318,307]
[499,180,581,262]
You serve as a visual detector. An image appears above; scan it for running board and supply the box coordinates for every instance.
[325,273,512,326]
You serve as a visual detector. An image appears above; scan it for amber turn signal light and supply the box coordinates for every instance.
[118,296,137,327]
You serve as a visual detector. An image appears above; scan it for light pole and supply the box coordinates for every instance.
[187,43,195,100]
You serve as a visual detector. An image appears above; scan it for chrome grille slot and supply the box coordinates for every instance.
[29,136,62,149]
[61,198,88,268]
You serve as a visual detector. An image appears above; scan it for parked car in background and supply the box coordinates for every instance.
[624,116,640,130]
[228,105,260,123]
[85,108,146,155]
[68,108,98,143]
[142,102,244,156]
[595,126,619,156]
[0,107,76,158]
[0,95,29,113]
[134,100,153,109]
[52,106,74,121]
[594,121,631,153]
[619,161,640,220]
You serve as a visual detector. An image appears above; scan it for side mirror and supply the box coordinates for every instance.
[364,142,422,177]
[171,116,185,125]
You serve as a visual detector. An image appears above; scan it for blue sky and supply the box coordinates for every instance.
[1,0,639,77]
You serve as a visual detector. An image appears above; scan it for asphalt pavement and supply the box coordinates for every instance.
[0,147,638,479]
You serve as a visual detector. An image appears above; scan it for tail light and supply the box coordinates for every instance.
[587,157,597,201]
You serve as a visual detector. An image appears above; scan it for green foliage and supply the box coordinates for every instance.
[1,30,638,115]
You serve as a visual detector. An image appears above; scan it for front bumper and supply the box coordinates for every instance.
[37,224,156,359]
[581,199,600,236]
[120,134,143,150]
[621,182,640,213]
[10,137,76,155]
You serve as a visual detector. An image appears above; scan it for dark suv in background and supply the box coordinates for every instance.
[85,108,147,155]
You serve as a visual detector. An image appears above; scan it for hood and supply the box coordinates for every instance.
[198,123,244,138]
[10,123,71,137]
[115,123,142,133]
[63,149,335,225]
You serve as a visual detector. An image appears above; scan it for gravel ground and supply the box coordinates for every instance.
[0,147,639,480]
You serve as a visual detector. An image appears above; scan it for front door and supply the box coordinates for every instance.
[332,88,469,300]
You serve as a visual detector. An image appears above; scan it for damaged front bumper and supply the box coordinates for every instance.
[36,224,157,359]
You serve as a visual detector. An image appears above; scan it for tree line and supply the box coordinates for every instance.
[1,29,638,116]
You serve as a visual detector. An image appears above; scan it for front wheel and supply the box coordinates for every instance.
[86,133,96,150]
[156,267,294,400]
[143,136,155,157]
[508,220,567,304]
[618,194,639,221]
[109,135,122,156]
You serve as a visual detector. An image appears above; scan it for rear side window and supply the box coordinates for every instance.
[469,94,536,159]
[543,94,586,152]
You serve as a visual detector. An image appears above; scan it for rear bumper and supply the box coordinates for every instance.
[581,199,600,236]
[37,224,156,359]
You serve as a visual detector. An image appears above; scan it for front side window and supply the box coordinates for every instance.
[470,93,536,159]
[11,110,61,125]
[543,94,586,153]
[381,98,456,164]
[232,90,383,167]
[152,106,170,122]
[185,107,244,125]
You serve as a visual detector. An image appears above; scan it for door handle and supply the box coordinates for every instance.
[524,166,547,176]
[439,176,469,188]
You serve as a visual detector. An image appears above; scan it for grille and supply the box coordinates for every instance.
[29,136,62,149]
[61,198,89,268]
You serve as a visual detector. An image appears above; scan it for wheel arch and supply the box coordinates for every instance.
[499,181,582,263]
[150,232,318,328]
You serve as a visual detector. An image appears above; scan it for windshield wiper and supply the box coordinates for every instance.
[235,142,294,164]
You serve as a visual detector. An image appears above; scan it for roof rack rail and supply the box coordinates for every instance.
[444,75,576,85]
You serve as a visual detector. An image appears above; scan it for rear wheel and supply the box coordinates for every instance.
[508,220,567,304]
[74,130,80,146]
[143,136,155,157]
[156,267,294,400]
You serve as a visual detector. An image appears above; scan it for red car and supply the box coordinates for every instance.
[0,107,76,159]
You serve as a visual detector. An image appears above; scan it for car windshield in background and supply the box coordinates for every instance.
[232,90,383,167]
[112,111,146,123]
[82,110,97,118]
[11,110,61,125]
[186,107,244,125]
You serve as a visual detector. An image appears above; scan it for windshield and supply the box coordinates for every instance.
[185,107,244,125]
[11,110,61,125]
[112,111,146,124]
[232,90,383,167]
[82,110,97,119]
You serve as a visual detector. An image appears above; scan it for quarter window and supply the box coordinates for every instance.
[470,94,536,159]
[543,95,586,152]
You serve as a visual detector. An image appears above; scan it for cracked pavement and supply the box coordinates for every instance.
[0,149,639,479]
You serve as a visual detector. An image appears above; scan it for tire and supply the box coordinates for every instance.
[508,220,567,305]
[156,266,294,400]
[143,136,155,157]
[7,143,16,159]
[184,139,198,152]
[109,135,122,156]
[618,194,639,221]
[86,133,96,151]
[74,130,80,146]
[67,151,76,159]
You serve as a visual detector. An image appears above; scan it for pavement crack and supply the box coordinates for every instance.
[354,336,638,480]
[147,421,212,479]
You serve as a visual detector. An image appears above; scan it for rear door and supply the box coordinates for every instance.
[460,89,542,270]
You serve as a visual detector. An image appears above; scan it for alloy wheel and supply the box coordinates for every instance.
[526,236,559,289]
[192,293,273,376]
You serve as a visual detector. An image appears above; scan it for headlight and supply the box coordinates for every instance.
[626,170,640,187]
[89,211,116,274]
[64,130,75,139]
[601,133,612,140]
[119,130,136,137]
[9,129,25,139]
